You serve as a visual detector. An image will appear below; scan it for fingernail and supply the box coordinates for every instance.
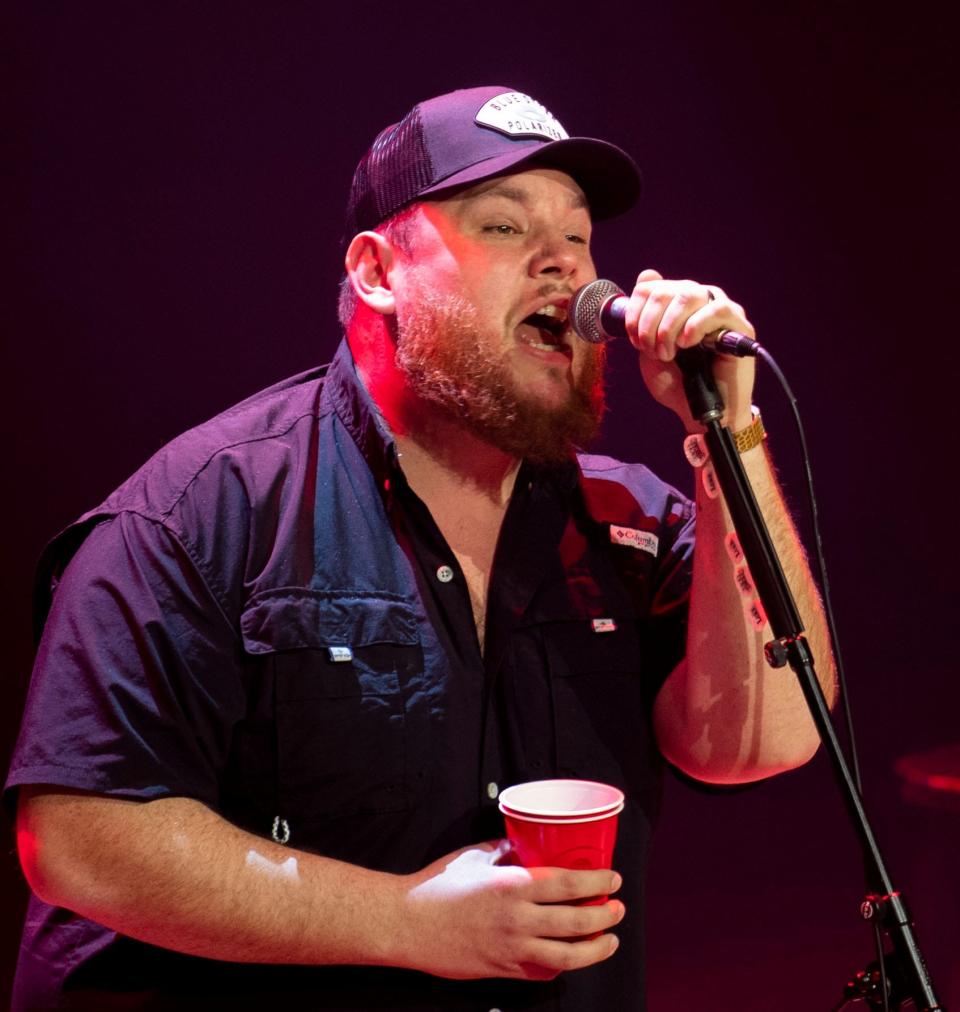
[608,934,620,954]
[657,345,671,362]
[611,872,622,892]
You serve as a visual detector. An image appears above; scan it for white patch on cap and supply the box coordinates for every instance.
[475,92,569,141]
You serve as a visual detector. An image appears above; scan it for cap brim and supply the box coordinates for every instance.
[418,136,642,221]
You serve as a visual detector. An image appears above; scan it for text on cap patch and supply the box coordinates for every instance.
[474,92,569,141]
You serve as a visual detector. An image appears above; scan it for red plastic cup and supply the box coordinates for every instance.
[498,779,625,904]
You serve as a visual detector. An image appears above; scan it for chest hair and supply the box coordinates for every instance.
[431,502,505,656]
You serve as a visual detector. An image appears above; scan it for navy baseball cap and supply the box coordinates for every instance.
[344,86,642,241]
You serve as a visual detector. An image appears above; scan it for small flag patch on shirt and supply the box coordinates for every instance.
[609,525,659,556]
[592,618,618,633]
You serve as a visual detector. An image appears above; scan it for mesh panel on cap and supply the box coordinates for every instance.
[346,107,435,238]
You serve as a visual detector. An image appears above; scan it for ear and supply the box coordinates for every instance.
[344,231,397,316]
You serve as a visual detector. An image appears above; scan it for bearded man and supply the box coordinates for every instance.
[7,86,835,1010]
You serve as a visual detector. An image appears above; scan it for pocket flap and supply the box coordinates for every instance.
[241,588,419,654]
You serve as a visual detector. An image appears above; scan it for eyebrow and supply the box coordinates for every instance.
[462,180,589,211]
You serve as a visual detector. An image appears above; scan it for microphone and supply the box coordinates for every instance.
[569,279,760,357]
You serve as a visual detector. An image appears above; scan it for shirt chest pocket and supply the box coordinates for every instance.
[241,590,422,826]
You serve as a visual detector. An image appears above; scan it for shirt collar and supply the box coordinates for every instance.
[322,339,400,489]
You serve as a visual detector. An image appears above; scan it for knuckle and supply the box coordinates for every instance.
[557,869,579,895]
[491,870,523,896]
[500,903,524,935]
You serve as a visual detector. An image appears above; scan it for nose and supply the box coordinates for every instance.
[528,235,582,281]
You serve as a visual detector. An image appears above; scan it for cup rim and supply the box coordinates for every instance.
[497,779,625,818]
[500,801,624,825]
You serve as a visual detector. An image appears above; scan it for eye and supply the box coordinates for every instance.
[565,233,588,245]
[483,223,519,235]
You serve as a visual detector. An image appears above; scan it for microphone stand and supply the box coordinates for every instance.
[676,347,942,1010]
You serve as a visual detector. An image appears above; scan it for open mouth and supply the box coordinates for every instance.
[519,305,571,355]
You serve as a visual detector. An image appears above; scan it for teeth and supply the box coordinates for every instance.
[537,304,568,322]
[528,341,567,354]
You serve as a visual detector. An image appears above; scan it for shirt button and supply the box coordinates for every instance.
[486,782,499,799]
[436,564,454,583]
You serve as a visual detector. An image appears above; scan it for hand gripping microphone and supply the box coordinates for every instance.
[569,279,760,356]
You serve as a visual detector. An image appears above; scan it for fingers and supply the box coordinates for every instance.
[520,866,622,904]
[529,898,626,940]
[516,931,621,980]
[496,869,625,979]
[624,270,754,361]
[402,853,626,982]
[507,902,624,981]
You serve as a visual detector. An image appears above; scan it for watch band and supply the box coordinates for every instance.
[732,406,766,454]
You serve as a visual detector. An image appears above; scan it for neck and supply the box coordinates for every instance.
[394,421,521,506]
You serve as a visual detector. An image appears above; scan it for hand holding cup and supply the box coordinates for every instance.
[498,779,625,904]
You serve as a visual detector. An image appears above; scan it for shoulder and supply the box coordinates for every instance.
[33,366,333,634]
[96,365,331,526]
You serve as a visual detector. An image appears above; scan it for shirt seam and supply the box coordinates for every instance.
[156,407,326,525]
[104,510,241,641]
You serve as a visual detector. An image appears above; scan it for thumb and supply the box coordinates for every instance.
[637,268,663,283]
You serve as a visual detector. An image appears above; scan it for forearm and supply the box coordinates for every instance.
[655,438,837,783]
[19,788,406,966]
[18,788,624,981]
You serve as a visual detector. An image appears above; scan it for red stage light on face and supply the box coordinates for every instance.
[16,823,39,882]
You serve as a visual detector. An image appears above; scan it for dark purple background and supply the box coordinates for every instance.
[4,3,957,1007]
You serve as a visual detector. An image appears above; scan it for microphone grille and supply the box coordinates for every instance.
[570,279,625,343]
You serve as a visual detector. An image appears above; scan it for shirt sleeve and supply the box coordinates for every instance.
[4,511,245,812]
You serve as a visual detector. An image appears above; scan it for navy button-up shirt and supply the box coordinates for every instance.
[6,339,695,1010]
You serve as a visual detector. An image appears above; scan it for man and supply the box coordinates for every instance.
[6,86,835,1009]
